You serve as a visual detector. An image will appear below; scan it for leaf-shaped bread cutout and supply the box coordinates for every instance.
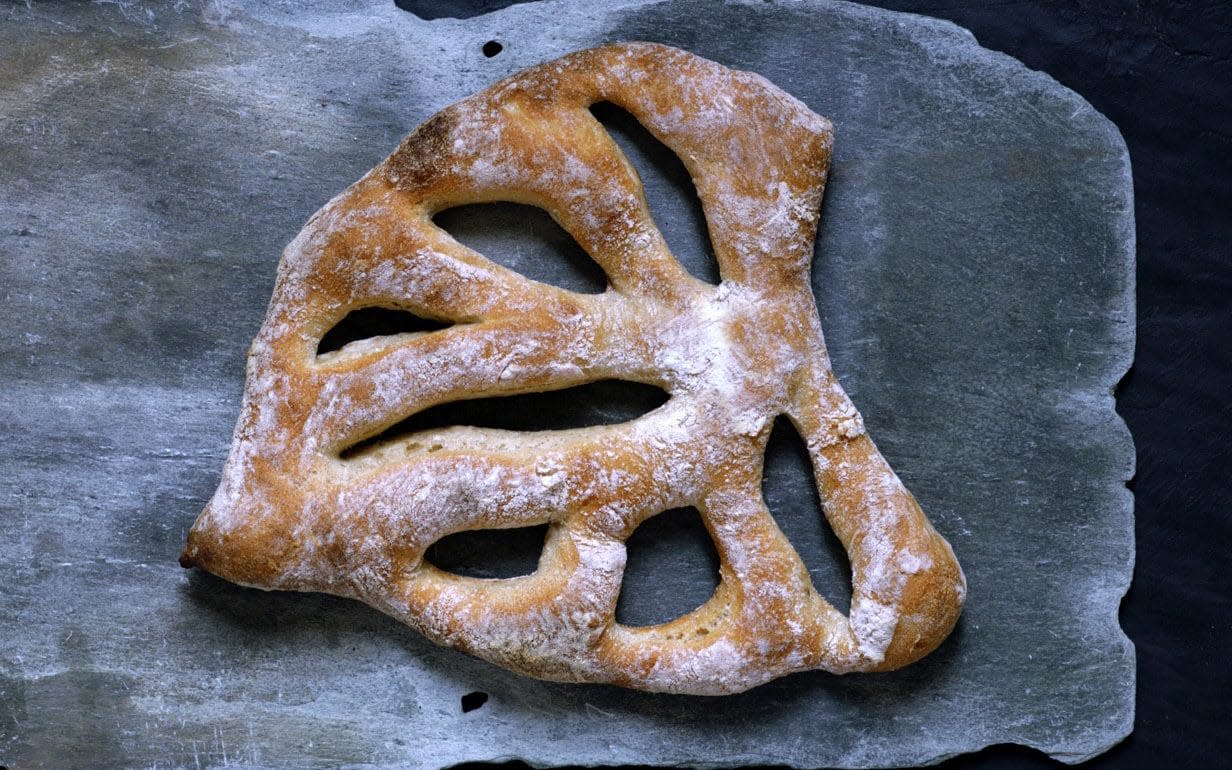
[181,42,965,695]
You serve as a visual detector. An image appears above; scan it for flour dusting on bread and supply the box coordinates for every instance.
[180,42,965,695]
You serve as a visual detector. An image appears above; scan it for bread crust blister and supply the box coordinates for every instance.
[181,43,965,695]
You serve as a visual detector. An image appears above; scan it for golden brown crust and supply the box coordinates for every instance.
[180,42,965,695]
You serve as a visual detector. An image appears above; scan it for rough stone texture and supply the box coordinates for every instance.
[0,0,1134,767]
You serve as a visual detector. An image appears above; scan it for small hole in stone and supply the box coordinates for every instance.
[461,691,489,712]
[482,40,503,57]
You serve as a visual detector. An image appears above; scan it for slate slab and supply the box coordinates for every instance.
[0,0,1135,767]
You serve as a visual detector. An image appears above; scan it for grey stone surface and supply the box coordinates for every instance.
[0,0,1134,767]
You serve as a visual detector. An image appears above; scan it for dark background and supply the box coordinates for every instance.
[404,1,1232,767]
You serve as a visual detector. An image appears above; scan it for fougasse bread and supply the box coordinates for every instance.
[180,42,965,695]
